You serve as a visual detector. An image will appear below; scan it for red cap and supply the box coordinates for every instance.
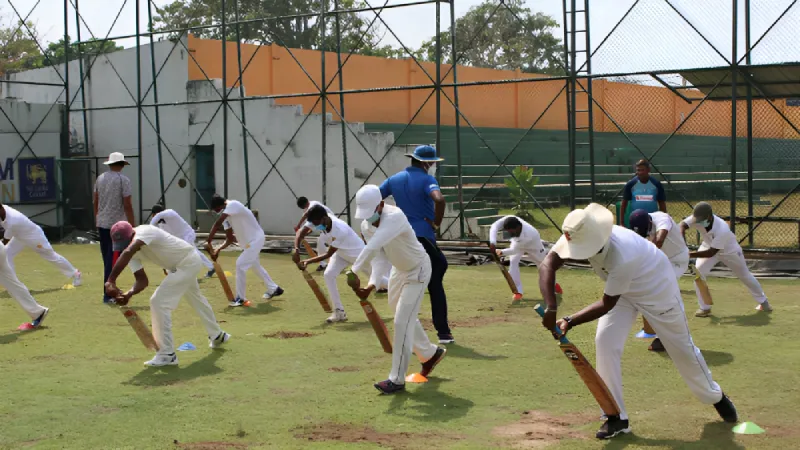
[110,221,135,251]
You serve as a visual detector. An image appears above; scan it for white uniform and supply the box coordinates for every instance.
[361,220,391,291]
[223,200,278,299]
[1,205,78,279]
[128,225,222,356]
[647,212,689,279]
[151,209,214,271]
[353,205,438,385]
[489,215,547,294]
[304,201,333,267]
[0,241,48,320]
[682,214,767,310]
[322,215,368,312]
[585,226,723,420]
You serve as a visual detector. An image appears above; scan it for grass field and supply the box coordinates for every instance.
[1,244,798,449]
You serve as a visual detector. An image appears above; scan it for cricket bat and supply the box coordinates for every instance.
[294,250,333,313]
[534,304,620,417]
[120,307,159,351]
[302,239,317,258]
[206,245,236,303]
[692,264,713,305]
[490,246,518,295]
[347,271,392,354]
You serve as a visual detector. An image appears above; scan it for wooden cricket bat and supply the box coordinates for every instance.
[293,249,333,313]
[206,245,236,303]
[347,271,392,354]
[490,246,519,295]
[120,307,159,351]
[302,239,317,258]
[692,264,713,305]
[534,304,620,416]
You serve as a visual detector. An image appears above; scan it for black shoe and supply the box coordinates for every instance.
[316,265,326,272]
[714,393,738,423]
[648,338,666,352]
[596,415,631,439]
[420,347,447,377]
[438,334,455,344]
[374,379,405,394]
[376,288,388,294]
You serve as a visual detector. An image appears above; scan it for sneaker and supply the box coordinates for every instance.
[512,293,523,302]
[103,296,116,305]
[144,353,178,367]
[374,379,405,395]
[205,268,216,278]
[438,334,455,345]
[316,265,326,272]
[32,308,49,328]
[263,286,284,300]
[648,338,666,352]
[596,415,631,439]
[755,300,772,312]
[695,308,712,318]
[714,393,738,423]
[209,331,231,349]
[326,309,348,323]
[376,288,388,294]
[230,297,247,307]
[420,347,447,377]
[72,271,82,287]
[555,283,563,295]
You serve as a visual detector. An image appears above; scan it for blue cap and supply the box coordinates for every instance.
[405,145,444,162]
[628,209,651,237]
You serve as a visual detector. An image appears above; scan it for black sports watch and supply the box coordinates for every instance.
[562,315,574,330]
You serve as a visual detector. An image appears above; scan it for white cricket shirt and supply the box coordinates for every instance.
[128,225,196,272]
[0,205,44,242]
[648,212,689,262]
[353,204,427,274]
[223,200,263,244]
[326,215,364,252]
[488,215,545,257]
[682,214,739,254]
[151,209,194,242]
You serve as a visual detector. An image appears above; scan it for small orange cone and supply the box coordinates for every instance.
[405,373,428,383]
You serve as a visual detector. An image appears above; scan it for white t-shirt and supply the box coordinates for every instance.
[326,215,364,252]
[304,201,333,230]
[587,226,677,302]
[648,212,689,262]
[488,215,545,257]
[151,209,195,242]
[360,220,391,287]
[128,225,196,272]
[354,204,427,274]
[223,200,263,244]
[0,205,43,242]
[682,214,739,254]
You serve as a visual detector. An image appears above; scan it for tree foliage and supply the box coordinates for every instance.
[42,36,124,67]
[0,19,44,74]
[504,165,539,222]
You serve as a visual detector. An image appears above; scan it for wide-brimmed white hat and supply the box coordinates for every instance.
[354,185,382,220]
[103,152,130,166]
[551,203,614,260]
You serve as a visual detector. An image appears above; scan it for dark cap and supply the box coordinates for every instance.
[405,145,444,162]
[628,209,651,238]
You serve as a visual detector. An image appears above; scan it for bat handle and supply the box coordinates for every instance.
[534,304,570,345]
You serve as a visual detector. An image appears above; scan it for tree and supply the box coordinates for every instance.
[417,0,564,75]
[152,0,395,55]
[42,36,124,66]
[0,18,44,74]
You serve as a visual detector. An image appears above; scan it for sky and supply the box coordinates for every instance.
[4,0,799,78]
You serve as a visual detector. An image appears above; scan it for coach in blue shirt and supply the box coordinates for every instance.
[620,159,667,225]
[379,145,453,344]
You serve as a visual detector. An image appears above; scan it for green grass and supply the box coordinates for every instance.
[1,245,798,449]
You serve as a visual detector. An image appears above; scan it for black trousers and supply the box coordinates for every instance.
[99,227,113,299]
[418,237,451,337]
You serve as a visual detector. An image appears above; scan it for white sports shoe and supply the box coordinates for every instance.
[326,309,348,323]
[209,332,231,349]
[144,353,178,367]
[72,271,82,287]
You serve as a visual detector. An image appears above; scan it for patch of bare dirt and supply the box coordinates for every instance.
[176,441,248,449]
[493,410,594,449]
[294,422,460,449]
[329,366,359,372]
[761,425,800,438]
[421,315,519,329]
[263,331,314,339]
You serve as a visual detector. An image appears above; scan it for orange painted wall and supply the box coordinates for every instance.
[187,36,796,139]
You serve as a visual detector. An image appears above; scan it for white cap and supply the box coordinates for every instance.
[551,203,614,260]
[103,152,130,166]
[354,185,382,220]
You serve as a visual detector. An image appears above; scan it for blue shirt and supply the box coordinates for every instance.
[623,176,666,213]
[379,167,440,241]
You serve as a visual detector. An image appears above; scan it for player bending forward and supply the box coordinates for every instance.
[0,240,49,328]
[295,197,332,272]
[150,204,215,278]
[680,202,771,317]
[538,204,737,439]
[349,185,447,394]
[106,222,231,366]
[488,215,562,302]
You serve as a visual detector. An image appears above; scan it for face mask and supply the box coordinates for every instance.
[426,163,436,176]
[315,224,327,232]
[699,219,710,228]
[366,211,381,225]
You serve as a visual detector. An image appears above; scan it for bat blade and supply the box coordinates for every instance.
[302,239,317,258]
[213,259,236,302]
[360,299,392,354]
[692,265,713,305]
[302,269,333,313]
[490,249,518,294]
[121,307,159,351]
[534,304,620,416]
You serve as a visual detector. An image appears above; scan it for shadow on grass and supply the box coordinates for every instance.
[709,312,771,327]
[123,350,226,387]
[0,331,20,345]
[225,301,281,316]
[653,349,734,367]
[386,378,474,423]
[446,343,508,361]
[0,287,63,299]
[604,422,744,449]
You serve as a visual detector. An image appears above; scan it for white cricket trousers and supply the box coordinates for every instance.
[0,242,47,320]
[387,259,438,385]
[317,233,330,268]
[236,238,278,299]
[323,250,363,312]
[371,252,391,291]
[694,247,766,310]
[181,231,214,271]
[6,234,78,278]
[150,253,222,356]
[507,244,546,295]
[596,291,723,420]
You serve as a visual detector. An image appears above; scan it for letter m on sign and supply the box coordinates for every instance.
[0,158,13,181]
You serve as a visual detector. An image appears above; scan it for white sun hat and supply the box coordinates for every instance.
[551,203,614,260]
[354,185,382,220]
[103,152,130,165]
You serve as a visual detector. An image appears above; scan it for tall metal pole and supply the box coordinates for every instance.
[74,0,90,158]
[147,0,166,205]
[584,0,596,201]
[435,0,441,160]
[730,0,737,232]
[568,0,577,209]
[136,0,143,223]
[320,0,328,204]
[221,0,229,197]
[334,0,351,223]
[62,0,70,237]
[450,0,464,238]
[234,0,251,207]
[745,0,754,247]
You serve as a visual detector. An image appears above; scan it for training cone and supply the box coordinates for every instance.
[177,342,197,351]
[243,300,252,307]
[17,322,35,331]
[405,373,428,383]
[732,422,765,435]
[635,330,657,339]
[61,283,75,290]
